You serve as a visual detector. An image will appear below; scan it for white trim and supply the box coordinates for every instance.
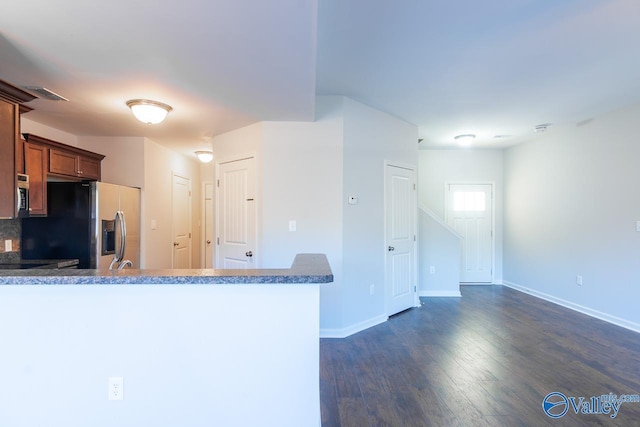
[320,314,388,338]
[418,204,463,239]
[502,281,640,334]
[419,290,462,297]
[201,181,214,268]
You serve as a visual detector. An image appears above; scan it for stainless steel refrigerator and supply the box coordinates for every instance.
[21,182,141,269]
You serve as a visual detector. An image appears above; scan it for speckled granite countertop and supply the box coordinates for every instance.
[0,254,333,285]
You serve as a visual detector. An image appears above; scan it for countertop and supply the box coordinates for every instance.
[0,254,333,285]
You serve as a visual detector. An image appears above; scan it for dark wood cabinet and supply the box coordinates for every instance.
[24,142,47,215]
[23,134,105,181]
[0,79,35,218]
[49,147,78,177]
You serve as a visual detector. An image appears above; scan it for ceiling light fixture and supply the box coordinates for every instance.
[195,150,214,163]
[126,99,172,124]
[454,134,476,146]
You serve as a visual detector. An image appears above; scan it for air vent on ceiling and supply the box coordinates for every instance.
[22,86,68,101]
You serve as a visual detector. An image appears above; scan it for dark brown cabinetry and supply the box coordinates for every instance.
[24,142,47,215]
[23,134,105,182]
[0,79,36,218]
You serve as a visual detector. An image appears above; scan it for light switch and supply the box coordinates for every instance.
[151,219,157,230]
[4,239,12,252]
[289,220,297,232]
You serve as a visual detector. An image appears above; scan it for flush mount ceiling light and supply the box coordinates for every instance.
[195,150,214,163]
[454,134,476,146]
[126,99,172,124]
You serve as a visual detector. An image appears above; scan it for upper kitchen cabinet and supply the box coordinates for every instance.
[0,79,36,219]
[23,134,105,181]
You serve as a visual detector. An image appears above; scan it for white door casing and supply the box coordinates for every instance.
[385,162,418,316]
[445,183,494,283]
[172,173,192,269]
[203,182,214,268]
[216,156,257,269]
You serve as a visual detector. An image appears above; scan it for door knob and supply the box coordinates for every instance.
[245,250,253,257]
[388,246,395,252]
[206,240,211,245]
[173,242,179,247]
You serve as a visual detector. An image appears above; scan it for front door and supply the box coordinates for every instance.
[385,163,417,316]
[171,172,191,268]
[216,157,256,268]
[446,183,493,283]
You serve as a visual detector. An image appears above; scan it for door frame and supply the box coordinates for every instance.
[444,181,495,284]
[384,160,419,316]
[171,171,192,269]
[201,180,214,268]
[215,153,259,268]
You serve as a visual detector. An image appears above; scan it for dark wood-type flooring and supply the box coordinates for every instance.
[320,285,640,426]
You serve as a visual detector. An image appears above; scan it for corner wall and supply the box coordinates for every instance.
[503,103,640,329]
[341,98,418,329]
[262,97,345,331]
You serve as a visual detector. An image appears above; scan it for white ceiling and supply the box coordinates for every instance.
[1,0,639,157]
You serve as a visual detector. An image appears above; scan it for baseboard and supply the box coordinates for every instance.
[502,280,640,334]
[320,314,388,338]
[419,290,461,297]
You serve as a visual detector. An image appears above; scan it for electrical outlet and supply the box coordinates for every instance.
[288,220,297,232]
[108,377,124,401]
[370,284,375,295]
[4,239,12,252]
[576,275,583,286]
[429,266,435,274]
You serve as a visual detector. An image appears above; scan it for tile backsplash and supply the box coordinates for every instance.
[0,219,21,263]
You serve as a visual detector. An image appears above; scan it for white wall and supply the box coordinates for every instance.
[143,138,202,269]
[78,136,144,188]
[418,208,461,296]
[341,97,418,329]
[418,149,504,282]
[21,117,79,147]
[262,96,345,330]
[0,282,320,427]
[503,103,640,330]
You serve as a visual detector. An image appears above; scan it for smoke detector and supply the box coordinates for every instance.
[534,123,551,132]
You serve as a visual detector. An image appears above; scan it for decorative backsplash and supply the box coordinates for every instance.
[0,219,21,263]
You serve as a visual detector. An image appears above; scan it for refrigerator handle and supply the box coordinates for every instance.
[116,210,127,263]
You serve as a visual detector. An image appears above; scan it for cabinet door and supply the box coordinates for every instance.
[25,143,47,215]
[49,148,78,177]
[0,99,18,218]
[77,155,101,180]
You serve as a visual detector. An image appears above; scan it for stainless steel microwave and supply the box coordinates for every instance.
[17,173,29,216]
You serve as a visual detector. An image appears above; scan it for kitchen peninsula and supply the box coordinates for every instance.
[0,254,332,427]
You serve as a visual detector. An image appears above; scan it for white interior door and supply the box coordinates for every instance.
[385,163,417,316]
[204,182,214,268]
[446,183,493,283]
[172,173,192,269]
[216,157,256,268]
